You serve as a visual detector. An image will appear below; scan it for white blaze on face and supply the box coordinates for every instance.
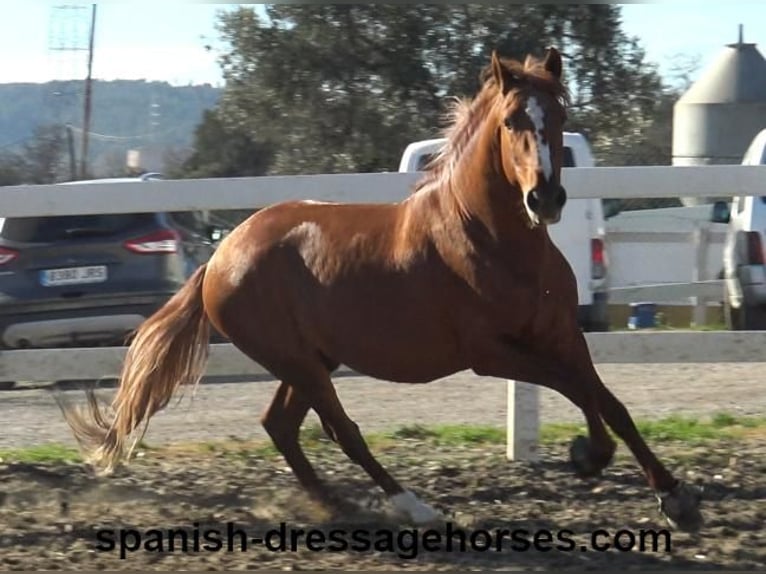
[524,96,553,181]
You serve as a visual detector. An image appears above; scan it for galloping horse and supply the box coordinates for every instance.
[59,47,702,531]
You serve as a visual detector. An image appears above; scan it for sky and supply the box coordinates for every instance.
[0,3,765,88]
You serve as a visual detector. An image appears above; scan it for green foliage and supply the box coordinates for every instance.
[542,413,766,445]
[0,124,70,185]
[213,4,678,183]
[390,424,505,445]
[169,108,274,179]
[0,7,696,217]
[0,444,81,463]
[0,152,25,186]
[21,124,69,184]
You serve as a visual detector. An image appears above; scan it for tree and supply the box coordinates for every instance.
[20,124,68,184]
[170,107,275,229]
[0,152,25,186]
[213,5,672,177]
[172,108,274,179]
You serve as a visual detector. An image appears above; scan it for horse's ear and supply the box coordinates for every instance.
[543,46,563,80]
[490,51,505,88]
[489,50,517,93]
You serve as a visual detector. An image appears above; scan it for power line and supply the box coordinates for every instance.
[66,123,189,142]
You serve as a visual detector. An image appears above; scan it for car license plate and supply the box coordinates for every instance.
[40,265,108,286]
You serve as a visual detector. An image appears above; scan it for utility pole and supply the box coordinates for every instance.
[79,4,96,179]
[65,124,77,180]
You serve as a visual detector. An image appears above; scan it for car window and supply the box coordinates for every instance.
[0,213,156,242]
[168,211,209,235]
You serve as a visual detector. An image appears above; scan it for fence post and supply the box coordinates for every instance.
[691,225,710,327]
[506,380,539,461]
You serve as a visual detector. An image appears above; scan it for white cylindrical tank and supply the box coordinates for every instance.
[673,26,766,205]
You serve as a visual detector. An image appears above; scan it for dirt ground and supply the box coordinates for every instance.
[1,362,765,570]
[1,438,765,570]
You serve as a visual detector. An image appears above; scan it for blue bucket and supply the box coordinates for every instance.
[628,302,656,329]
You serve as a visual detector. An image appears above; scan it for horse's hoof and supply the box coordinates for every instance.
[569,435,603,478]
[657,481,704,532]
[390,490,443,525]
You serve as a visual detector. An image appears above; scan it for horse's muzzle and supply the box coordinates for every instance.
[526,184,567,225]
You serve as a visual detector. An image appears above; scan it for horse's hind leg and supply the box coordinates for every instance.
[305,372,442,525]
[545,380,616,478]
[471,339,615,476]
[261,381,326,498]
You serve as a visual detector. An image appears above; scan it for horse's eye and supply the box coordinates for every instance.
[504,116,515,130]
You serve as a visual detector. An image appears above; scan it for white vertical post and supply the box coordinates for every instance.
[506,380,539,461]
[691,225,710,327]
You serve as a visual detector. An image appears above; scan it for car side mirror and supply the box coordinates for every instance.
[711,200,731,224]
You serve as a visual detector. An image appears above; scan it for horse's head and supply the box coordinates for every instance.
[486,47,569,227]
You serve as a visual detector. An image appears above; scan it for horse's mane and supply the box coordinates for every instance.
[413,52,569,194]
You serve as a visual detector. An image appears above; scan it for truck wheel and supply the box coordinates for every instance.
[723,297,739,330]
[741,303,766,330]
[586,320,610,332]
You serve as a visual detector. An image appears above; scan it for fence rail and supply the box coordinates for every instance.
[2,331,764,383]
[1,164,765,217]
[605,224,727,320]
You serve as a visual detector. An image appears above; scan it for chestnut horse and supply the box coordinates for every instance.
[59,48,702,531]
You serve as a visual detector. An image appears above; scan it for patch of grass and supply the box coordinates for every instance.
[636,413,766,443]
[302,423,331,446]
[711,412,738,428]
[7,413,764,466]
[383,413,766,448]
[388,424,504,445]
[0,444,81,463]
[538,413,766,446]
[389,424,439,441]
[540,422,588,443]
[635,415,720,442]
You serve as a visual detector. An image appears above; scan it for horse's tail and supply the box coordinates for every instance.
[58,263,211,473]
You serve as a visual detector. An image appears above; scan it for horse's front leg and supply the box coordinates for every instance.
[562,331,704,532]
[467,332,703,532]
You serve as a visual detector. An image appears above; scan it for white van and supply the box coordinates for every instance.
[398,132,610,331]
[712,128,766,330]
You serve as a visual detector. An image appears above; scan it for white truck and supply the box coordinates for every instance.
[712,127,766,330]
[398,132,610,332]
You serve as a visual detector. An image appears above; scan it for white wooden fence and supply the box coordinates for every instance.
[604,203,729,325]
[1,165,765,460]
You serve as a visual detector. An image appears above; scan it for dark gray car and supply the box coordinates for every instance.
[0,192,222,350]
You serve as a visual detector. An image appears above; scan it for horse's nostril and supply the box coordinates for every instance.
[556,186,567,208]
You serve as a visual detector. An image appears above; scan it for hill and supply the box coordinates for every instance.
[0,79,221,176]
